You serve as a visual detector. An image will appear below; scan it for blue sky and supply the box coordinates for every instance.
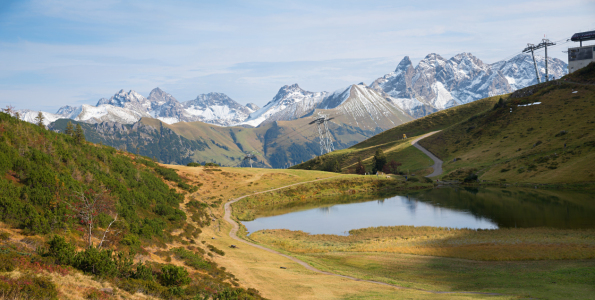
[1,0,594,112]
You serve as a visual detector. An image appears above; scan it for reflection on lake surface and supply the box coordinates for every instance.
[241,187,595,236]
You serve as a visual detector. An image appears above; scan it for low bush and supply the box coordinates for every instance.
[0,253,16,272]
[464,174,478,183]
[0,274,58,300]
[116,278,167,298]
[207,245,225,256]
[159,265,190,287]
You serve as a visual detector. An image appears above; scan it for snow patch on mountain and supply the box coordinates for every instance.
[239,84,328,127]
[182,92,252,126]
[16,110,64,126]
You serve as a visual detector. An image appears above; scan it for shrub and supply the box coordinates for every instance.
[0,274,58,300]
[117,278,167,297]
[120,234,141,248]
[187,162,201,167]
[464,174,478,182]
[159,265,190,287]
[44,236,76,265]
[207,245,225,256]
[0,231,9,240]
[133,262,155,281]
[0,253,16,272]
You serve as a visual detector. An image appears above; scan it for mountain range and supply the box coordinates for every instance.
[19,52,568,167]
[19,52,566,128]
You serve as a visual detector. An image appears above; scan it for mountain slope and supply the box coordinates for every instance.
[293,95,501,173]
[418,75,595,184]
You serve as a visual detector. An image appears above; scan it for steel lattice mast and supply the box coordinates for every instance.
[243,152,257,168]
[309,114,335,155]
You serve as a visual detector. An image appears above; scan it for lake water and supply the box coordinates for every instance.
[241,187,595,235]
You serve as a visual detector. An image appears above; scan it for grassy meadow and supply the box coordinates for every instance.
[247,226,595,299]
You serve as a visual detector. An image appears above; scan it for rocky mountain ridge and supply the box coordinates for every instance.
[19,52,568,129]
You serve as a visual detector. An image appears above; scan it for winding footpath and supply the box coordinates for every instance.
[411,131,443,177]
[223,175,504,296]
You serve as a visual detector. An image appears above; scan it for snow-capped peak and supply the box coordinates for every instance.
[238,84,328,127]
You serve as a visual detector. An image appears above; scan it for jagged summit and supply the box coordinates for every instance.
[181,92,252,126]
[370,51,568,118]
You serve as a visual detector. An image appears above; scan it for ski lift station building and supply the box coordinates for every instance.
[568,30,595,73]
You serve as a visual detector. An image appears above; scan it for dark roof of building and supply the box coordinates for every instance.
[571,31,595,42]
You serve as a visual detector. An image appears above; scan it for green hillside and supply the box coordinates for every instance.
[419,74,595,184]
[52,111,403,169]
[0,112,265,299]
[293,96,501,174]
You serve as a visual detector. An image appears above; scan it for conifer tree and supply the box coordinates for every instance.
[372,149,387,173]
[74,124,85,144]
[65,121,74,136]
[35,112,45,128]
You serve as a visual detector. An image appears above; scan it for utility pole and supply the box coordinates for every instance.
[523,38,555,83]
[536,38,555,82]
[522,43,541,84]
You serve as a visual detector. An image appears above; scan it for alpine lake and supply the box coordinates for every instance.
[241,186,595,235]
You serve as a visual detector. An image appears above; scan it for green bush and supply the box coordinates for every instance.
[0,253,16,272]
[159,265,190,287]
[120,234,141,248]
[117,278,167,297]
[172,247,212,270]
[133,263,155,281]
[0,274,58,300]
[44,236,76,265]
[187,162,201,167]
[207,245,225,256]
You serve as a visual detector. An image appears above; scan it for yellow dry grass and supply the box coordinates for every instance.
[249,226,595,261]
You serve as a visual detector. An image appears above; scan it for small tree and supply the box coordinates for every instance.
[389,160,402,174]
[74,124,85,144]
[372,149,387,173]
[355,157,366,175]
[65,121,75,136]
[35,112,45,128]
[65,188,116,248]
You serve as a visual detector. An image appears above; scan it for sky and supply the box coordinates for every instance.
[1,0,594,112]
